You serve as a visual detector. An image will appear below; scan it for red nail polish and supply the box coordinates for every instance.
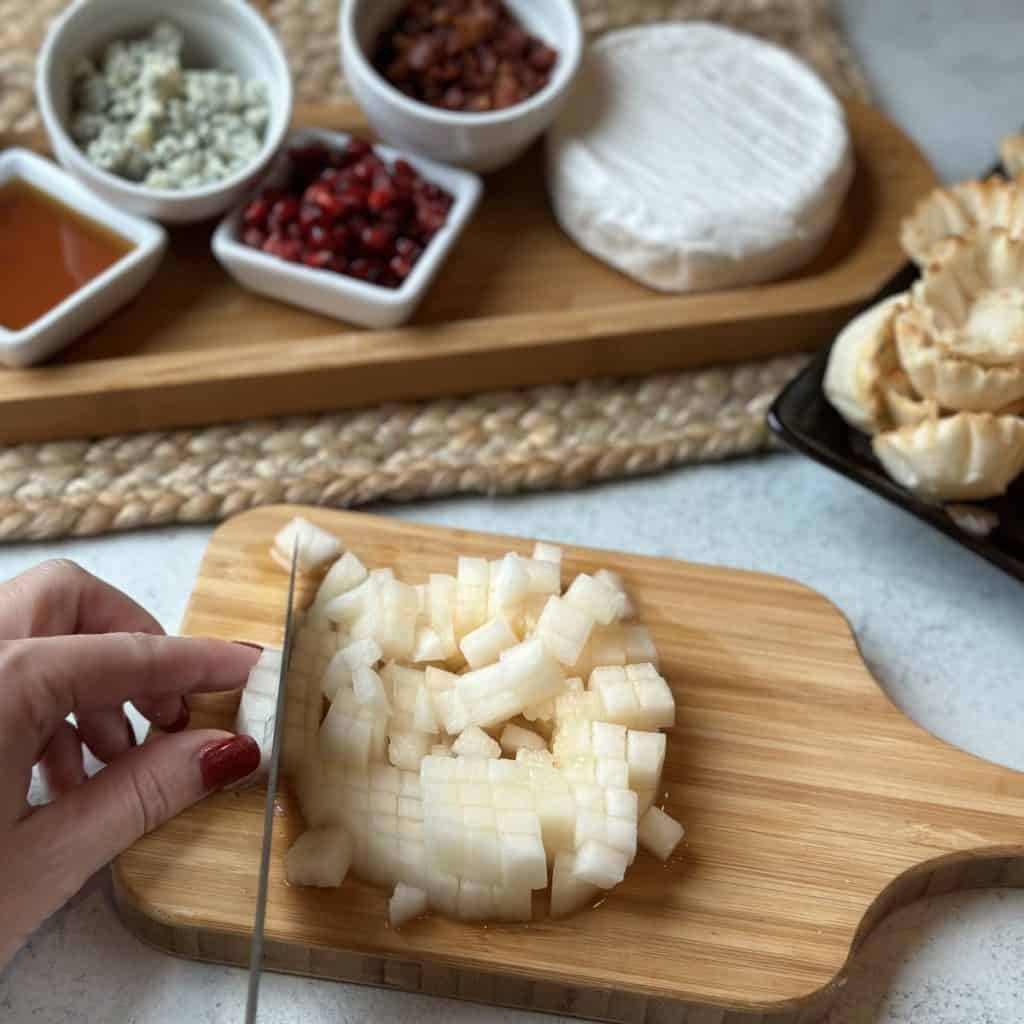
[199,736,261,790]
[233,641,264,652]
[124,715,137,748]
[163,702,191,734]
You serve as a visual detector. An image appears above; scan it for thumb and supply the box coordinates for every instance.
[3,730,259,963]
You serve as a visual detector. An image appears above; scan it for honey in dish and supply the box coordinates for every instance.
[0,178,133,331]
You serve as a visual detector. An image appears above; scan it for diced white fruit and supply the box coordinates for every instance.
[554,689,604,724]
[492,885,533,922]
[389,883,428,928]
[501,637,566,706]
[352,665,391,713]
[537,597,594,667]
[430,743,453,758]
[524,558,561,596]
[593,568,635,621]
[627,730,666,791]
[313,551,368,608]
[285,827,352,888]
[550,852,599,918]
[454,557,489,639]
[629,667,675,729]
[235,689,276,772]
[499,723,546,756]
[596,758,630,789]
[434,688,470,735]
[452,727,501,759]
[605,787,639,822]
[413,687,440,734]
[515,747,554,768]
[536,791,576,854]
[571,840,629,889]
[388,731,432,771]
[531,541,562,566]
[457,880,494,921]
[501,832,549,889]
[586,624,627,669]
[411,625,447,663]
[375,579,418,660]
[624,624,659,666]
[322,637,384,699]
[272,517,342,574]
[245,665,281,700]
[460,614,519,670]
[427,574,459,658]
[320,701,373,767]
[564,574,619,627]
[492,553,531,607]
[637,806,685,862]
[592,721,627,760]
[325,578,375,625]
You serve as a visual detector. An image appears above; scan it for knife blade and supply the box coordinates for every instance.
[244,539,300,1023]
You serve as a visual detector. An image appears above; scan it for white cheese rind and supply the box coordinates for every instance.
[547,22,853,294]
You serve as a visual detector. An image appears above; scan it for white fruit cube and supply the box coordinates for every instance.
[272,517,341,574]
[426,870,460,917]
[460,614,519,669]
[462,830,503,885]
[605,787,639,822]
[493,553,530,606]
[514,748,554,769]
[549,852,599,918]
[413,686,440,734]
[492,885,533,923]
[564,574,619,626]
[605,816,638,862]
[524,558,561,595]
[411,625,447,663]
[596,758,630,789]
[455,557,489,638]
[388,731,431,772]
[630,675,675,730]
[452,726,501,760]
[352,665,391,713]
[571,840,629,889]
[536,792,576,854]
[285,826,352,888]
[325,579,374,625]
[456,880,494,921]
[591,721,627,760]
[313,551,368,607]
[370,763,401,793]
[536,597,594,667]
[493,785,535,811]
[389,883,428,928]
[626,730,666,791]
[500,833,548,889]
[552,719,591,762]
[466,689,521,730]
[430,744,453,758]
[456,661,507,701]
[593,568,634,621]
[496,809,542,835]
[500,638,566,705]
[498,723,546,755]
[531,541,562,566]
[587,625,627,668]
[376,579,418,660]
[638,806,685,861]
[428,574,458,657]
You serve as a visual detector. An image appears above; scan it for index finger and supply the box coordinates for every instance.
[0,633,260,767]
[0,560,164,643]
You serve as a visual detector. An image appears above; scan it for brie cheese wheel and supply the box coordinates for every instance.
[547,23,854,293]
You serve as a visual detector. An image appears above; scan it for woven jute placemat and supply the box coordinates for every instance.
[0,0,869,543]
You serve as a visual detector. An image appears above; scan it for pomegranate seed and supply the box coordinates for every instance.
[345,138,373,162]
[269,197,300,230]
[305,223,331,247]
[389,254,416,279]
[242,227,266,249]
[302,249,333,270]
[243,198,270,227]
[299,204,325,228]
[369,186,396,212]
[348,258,371,279]
[396,237,421,257]
[361,225,395,252]
[263,237,302,262]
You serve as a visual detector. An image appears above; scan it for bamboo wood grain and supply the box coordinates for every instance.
[0,100,933,444]
[113,506,1024,1023]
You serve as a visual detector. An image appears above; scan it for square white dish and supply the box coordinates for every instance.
[0,148,167,368]
[211,129,483,329]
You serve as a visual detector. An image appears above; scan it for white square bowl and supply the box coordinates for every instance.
[211,129,483,329]
[0,149,167,368]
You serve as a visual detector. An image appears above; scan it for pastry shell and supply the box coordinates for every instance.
[823,294,904,434]
[872,412,1024,502]
[1002,133,1024,179]
[902,230,1024,367]
[900,176,1024,267]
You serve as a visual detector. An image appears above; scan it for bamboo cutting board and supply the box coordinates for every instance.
[0,99,934,444]
[114,507,1024,1023]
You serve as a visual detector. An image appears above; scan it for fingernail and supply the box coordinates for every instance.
[233,641,264,652]
[124,715,137,749]
[199,736,261,790]
[163,701,190,734]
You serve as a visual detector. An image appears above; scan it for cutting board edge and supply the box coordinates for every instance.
[112,845,1024,1024]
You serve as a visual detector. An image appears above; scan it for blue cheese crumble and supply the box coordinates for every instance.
[70,22,270,190]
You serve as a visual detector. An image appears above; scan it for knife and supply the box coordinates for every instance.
[244,539,300,1023]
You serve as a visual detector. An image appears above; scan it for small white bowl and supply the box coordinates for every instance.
[36,0,293,225]
[340,0,583,173]
[0,149,166,368]
[211,130,482,329]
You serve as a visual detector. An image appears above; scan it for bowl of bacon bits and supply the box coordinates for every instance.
[212,130,482,328]
[340,0,583,173]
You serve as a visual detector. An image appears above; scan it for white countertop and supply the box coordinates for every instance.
[3,2,1024,1021]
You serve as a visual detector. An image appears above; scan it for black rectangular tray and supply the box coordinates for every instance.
[768,160,1024,582]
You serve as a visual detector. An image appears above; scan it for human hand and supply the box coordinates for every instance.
[0,560,262,968]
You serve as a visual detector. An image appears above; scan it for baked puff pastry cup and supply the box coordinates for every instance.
[1002,133,1024,180]
[900,177,1024,267]
[872,412,1024,502]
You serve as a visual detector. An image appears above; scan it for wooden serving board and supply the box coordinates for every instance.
[114,506,1024,1023]
[0,100,934,445]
